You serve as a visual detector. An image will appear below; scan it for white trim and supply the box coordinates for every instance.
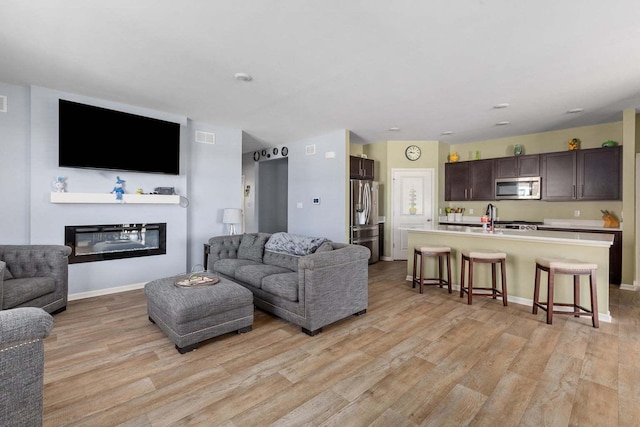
[50,192,180,204]
[68,282,146,301]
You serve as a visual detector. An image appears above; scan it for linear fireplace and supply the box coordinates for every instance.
[65,223,166,264]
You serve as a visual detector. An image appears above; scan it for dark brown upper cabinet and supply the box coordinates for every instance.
[541,146,621,201]
[445,159,494,201]
[495,154,540,178]
[350,156,374,180]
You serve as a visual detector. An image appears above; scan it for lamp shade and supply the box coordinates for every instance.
[222,208,242,235]
[222,208,242,224]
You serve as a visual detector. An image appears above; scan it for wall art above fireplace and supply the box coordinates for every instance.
[65,223,167,264]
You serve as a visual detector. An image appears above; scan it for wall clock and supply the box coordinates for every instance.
[253,151,260,161]
[281,146,288,157]
[405,145,421,161]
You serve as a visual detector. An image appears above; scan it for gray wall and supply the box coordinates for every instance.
[0,82,242,297]
[0,82,30,243]
[287,130,347,242]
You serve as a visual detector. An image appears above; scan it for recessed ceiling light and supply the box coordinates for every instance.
[441,131,453,135]
[234,73,253,82]
[496,121,510,126]
[567,108,584,113]
[493,103,510,109]
[388,127,400,131]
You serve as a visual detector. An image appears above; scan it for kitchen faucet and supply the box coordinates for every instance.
[486,203,495,231]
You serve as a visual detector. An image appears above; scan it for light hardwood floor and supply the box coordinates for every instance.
[43,261,640,426]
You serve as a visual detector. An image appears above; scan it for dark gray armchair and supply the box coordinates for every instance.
[0,307,54,426]
[0,245,71,314]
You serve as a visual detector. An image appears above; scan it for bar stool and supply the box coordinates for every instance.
[460,249,507,306]
[533,258,599,328]
[412,245,452,294]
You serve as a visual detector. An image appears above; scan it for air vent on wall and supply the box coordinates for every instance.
[0,95,6,113]
[195,130,215,144]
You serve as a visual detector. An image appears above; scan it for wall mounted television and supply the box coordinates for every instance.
[58,99,181,175]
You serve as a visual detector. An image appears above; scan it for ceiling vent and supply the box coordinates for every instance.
[0,95,6,113]
[195,130,215,144]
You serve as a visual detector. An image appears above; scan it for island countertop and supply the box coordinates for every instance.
[400,225,614,247]
[402,225,612,321]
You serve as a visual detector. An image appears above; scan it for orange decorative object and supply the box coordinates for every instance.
[568,138,580,150]
[449,152,459,162]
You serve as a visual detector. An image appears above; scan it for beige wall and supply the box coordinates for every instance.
[358,118,638,286]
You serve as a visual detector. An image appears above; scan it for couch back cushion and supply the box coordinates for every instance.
[237,233,270,262]
[264,232,328,256]
[263,250,299,272]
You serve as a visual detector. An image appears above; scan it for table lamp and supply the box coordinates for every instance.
[222,208,242,235]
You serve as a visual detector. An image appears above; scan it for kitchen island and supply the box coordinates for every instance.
[402,225,614,321]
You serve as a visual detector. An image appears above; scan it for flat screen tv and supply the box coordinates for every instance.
[58,99,181,175]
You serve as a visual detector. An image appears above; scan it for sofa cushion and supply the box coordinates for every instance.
[261,272,299,302]
[214,258,261,278]
[2,277,55,309]
[235,264,292,289]
[265,232,328,256]
[263,250,299,272]
[237,233,270,262]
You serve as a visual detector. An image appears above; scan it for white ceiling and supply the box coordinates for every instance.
[2,0,640,153]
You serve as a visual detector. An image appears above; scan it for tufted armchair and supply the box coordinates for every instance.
[0,307,54,426]
[0,245,71,314]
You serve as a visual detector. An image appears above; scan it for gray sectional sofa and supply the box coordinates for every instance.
[205,232,370,335]
[0,245,71,314]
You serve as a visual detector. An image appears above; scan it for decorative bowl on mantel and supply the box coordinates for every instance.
[602,140,618,147]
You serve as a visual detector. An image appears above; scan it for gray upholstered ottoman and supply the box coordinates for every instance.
[144,274,253,353]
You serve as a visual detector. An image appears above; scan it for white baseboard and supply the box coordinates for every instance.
[68,282,146,301]
[620,282,638,291]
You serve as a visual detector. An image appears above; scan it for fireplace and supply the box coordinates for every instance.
[65,223,166,264]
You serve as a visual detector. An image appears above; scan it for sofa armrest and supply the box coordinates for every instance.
[297,244,370,331]
[206,235,243,270]
[298,244,370,270]
[0,307,54,348]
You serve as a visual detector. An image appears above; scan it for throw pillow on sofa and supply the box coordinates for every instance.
[265,232,328,256]
[238,233,270,262]
[1,263,13,280]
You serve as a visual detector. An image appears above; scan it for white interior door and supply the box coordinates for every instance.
[392,168,435,260]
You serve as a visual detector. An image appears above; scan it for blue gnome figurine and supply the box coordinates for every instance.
[111,176,126,201]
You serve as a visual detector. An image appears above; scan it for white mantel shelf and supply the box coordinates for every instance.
[50,192,180,204]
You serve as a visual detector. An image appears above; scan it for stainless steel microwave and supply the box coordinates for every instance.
[495,176,541,200]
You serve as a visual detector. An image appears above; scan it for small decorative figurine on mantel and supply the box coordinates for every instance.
[111,176,126,201]
[52,176,67,192]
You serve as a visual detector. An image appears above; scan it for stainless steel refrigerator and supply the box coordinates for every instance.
[350,179,379,264]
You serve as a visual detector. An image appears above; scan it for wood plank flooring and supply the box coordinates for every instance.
[43,261,640,426]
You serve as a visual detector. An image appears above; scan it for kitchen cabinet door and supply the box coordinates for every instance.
[541,151,577,200]
[468,160,495,200]
[445,162,468,201]
[495,154,539,178]
[577,146,621,200]
[445,160,494,201]
[350,156,374,180]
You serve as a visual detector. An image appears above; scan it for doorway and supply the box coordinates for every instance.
[258,157,288,233]
[391,168,435,260]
